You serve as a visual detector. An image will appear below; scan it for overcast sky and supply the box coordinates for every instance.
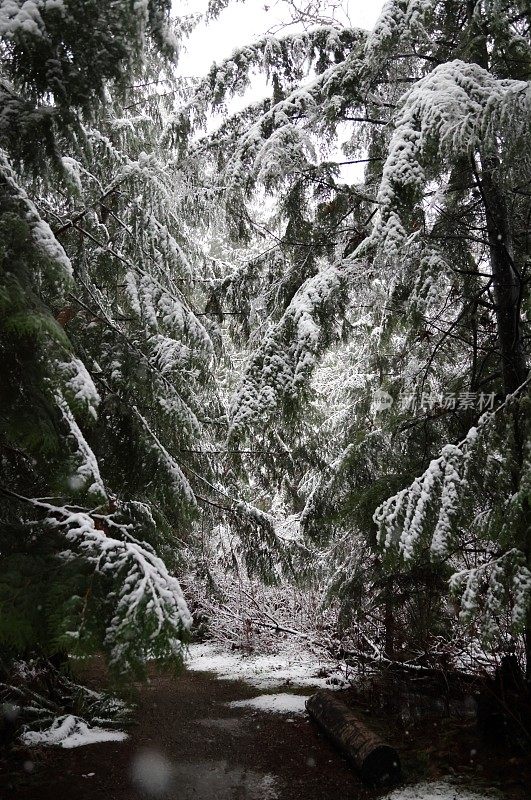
[176,0,386,77]
[173,1,386,181]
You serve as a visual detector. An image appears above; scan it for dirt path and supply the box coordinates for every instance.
[7,664,371,800]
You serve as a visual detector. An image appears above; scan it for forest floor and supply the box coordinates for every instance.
[3,644,531,800]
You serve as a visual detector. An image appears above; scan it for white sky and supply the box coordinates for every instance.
[176,0,385,77]
[172,1,386,182]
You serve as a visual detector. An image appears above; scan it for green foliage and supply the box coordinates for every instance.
[0,1,209,682]
[1,0,530,691]
[177,0,531,669]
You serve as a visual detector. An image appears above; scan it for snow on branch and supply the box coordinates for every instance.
[450,549,531,637]
[374,430,478,559]
[375,60,531,253]
[188,26,364,116]
[175,37,370,210]
[196,71,334,195]
[375,375,531,558]
[105,151,173,205]
[374,377,531,637]
[0,0,66,39]
[367,0,406,52]
[132,406,197,508]
[5,492,192,671]
[22,714,128,748]
[57,393,107,501]
[0,149,72,278]
[171,26,367,173]
[148,333,191,375]
[367,0,483,62]
[229,260,350,437]
[253,123,316,188]
[58,357,101,420]
[366,0,431,60]
[136,274,213,359]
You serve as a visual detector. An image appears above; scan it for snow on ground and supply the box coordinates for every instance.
[186,642,346,690]
[22,714,128,748]
[383,781,502,800]
[228,693,310,715]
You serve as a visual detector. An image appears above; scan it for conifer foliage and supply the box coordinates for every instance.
[176,1,531,675]
[1,0,530,703]
[0,0,208,677]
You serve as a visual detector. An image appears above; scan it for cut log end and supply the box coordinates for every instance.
[306,690,402,788]
[361,744,401,786]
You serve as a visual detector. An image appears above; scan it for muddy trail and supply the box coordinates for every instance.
[6,663,370,800]
[6,651,530,800]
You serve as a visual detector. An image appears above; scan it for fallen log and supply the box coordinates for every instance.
[306,690,401,787]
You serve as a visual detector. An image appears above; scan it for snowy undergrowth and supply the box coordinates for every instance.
[22,715,128,749]
[228,693,310,715]
[382,782,502,800]
[186,641,347,690]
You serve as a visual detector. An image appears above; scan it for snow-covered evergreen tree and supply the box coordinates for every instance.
[0,0,213,677]
[175,0,531,674]
[1,0,530,690]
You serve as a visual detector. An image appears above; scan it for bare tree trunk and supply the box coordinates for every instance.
[465,0,531,686]
[478,158,527,396]
[384,582,395,661]
[478,157,530,682]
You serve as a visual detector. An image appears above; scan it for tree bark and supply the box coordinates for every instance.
[384,582,395,661]
[306,690,401,786]
[465,1,531,686]
[477,157,531,682]
[478,158,527,396]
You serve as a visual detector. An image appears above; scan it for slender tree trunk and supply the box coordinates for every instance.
[479,158,527,396]
[466,0,531,687]
[479,158,531,683]
[526,553,531,685]
[466,2,527,395]
[384,580,395,661]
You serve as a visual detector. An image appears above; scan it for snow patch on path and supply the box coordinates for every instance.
[186,643,344,690]
[22,714,128,748]
[383,781,502,800]
[228,693,310,715]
